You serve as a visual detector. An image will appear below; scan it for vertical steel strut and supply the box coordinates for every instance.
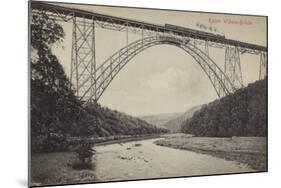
[224,46,243,90]
[70,16,96,102]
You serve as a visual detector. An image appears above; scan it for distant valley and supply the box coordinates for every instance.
[139,105,202,133]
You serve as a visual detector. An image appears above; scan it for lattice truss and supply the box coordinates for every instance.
[224,46,243,90]
[70,17,96,101]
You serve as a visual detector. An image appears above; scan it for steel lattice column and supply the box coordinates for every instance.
[224,46,243,89]
[70,16,96,102]
[259,52,267,80]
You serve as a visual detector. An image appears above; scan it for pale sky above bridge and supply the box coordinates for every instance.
[51,2,267,116]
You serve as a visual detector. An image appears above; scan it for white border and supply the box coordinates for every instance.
[1,0,280,188]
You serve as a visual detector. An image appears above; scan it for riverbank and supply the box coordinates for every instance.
[30,134,162,186]
[30,152,96,187]
[154,134,267,171]
[67,134,163,148]
[95,134,162,146]
[94,138,253,182]
[31,134,265,186]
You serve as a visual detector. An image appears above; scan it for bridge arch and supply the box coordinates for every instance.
[79,36,236,102]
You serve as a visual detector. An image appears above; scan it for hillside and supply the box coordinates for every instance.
[80,103,169,137]
[140,113,182,129]
[162,105,202,133]
[139,105,201,133]
[181,78,267,137]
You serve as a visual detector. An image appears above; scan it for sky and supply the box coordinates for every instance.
[50,2,267,116]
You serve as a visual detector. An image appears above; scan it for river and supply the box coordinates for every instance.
[94,138,254,182]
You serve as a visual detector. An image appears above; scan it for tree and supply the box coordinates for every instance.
[31,11,81,152]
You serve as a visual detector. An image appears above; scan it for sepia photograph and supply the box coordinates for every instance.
[29,1,268,187]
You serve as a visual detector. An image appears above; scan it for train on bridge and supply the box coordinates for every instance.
[165,24,225,40]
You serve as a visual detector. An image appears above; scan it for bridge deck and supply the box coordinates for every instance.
[30,1,267,52]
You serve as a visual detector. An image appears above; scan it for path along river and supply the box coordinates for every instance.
[94,138,254,182]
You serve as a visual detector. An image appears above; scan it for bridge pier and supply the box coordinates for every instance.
[224,46,243,89]
[70,16,97,102]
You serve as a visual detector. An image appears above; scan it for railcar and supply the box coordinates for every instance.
[164,24,225,39]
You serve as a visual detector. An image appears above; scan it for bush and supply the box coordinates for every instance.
[75,142,95,162]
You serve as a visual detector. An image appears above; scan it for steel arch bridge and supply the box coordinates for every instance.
[79,35,235,101]
[31,2,268,104]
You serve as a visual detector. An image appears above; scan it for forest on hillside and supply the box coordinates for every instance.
[30,11,168,153]
[82,103,168,137]
[181,78,267,137]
